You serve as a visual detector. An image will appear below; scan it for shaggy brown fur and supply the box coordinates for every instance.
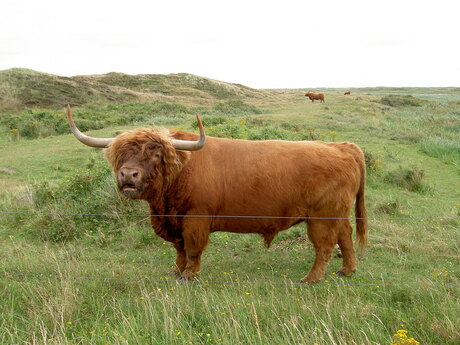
[305,92,325,103]
[101,127,368,283]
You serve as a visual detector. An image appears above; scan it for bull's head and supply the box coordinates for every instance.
[67,105,206,199]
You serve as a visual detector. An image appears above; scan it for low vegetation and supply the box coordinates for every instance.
[0,100,266,140]
[0,70,459,344]
[378,95,425,107]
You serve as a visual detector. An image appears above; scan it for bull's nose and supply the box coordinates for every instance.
[119,167,140,182]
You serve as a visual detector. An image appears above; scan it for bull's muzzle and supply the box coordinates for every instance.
[119,167,142,197]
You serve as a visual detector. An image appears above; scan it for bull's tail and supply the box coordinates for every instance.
[355,150,368,255]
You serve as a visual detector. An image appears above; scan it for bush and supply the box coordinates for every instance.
[0,101,265,141]
[375,200,401,215]
[363,150,382,175]
[195,115,331,142]
[247,126,291,140]
[208,122,246,139]
[12,158,147,243]
[384,166,431,193]
[0,110,70,139]
[191,116,228,129]
[379,95,424,107]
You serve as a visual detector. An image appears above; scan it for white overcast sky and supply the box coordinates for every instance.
[1,0,459,88]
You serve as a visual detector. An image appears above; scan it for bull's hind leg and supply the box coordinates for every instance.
[302,219,338,283]
[337,219,357,276]
[180,218,210,281]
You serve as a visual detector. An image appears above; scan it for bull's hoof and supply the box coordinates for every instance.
[177,276,192,283]
[300,279,321,285]
[300,275,322,284]
[335,252,343,258]
[336,269,356,277]
[172,266,183,275]
[179,270,197,281]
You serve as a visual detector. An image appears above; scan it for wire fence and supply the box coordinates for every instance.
[2,272,459,288]
[0,210,458,221]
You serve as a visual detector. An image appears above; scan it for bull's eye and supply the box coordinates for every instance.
[147,143,161,151]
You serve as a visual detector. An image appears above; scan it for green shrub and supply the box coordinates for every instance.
[363,150,382,175]
[11,158,146,243]
[379,95,424,107]
[375,200,401,215]
[247,126,292,140]
[384,166,431,193]
[0,101,265,141]
[246,117,269,127]
[197,116,328,142]
[191,116,228,129]
[8,128,20,141]
[208,122,246,139]
[0,110,70,139]
[301,126,320,141]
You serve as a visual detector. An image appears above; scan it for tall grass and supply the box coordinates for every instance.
[1,268,456,344]
[420,137,460,166]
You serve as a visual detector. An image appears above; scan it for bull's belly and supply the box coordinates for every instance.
[211,216,304,234]
[207,203,308,234]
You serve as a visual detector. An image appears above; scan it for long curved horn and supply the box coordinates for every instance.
[67,105,114,148]
[171,113,206,151]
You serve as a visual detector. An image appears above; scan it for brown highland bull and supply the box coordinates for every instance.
[67,105,368,283]
[305,92,325,103]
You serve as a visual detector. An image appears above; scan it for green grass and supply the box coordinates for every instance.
[1,85,459,344]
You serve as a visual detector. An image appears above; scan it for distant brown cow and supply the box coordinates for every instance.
[344,91,351,95]
[67,106,368,284]
[305,92,325,103]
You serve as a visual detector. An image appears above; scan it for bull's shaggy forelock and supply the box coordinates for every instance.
[104,128,190,189]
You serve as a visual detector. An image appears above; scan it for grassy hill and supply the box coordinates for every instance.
[0,71,459,344]
[0,68,278,113]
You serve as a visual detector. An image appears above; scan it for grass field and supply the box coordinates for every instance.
[0,71,459,344]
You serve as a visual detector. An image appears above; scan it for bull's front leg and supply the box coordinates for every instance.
[172,240,186,275]
[150,217,186,275]
[180,217,210,281]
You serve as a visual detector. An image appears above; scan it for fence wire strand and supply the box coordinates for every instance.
[0,210,458,221]
[2,272,459,288]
